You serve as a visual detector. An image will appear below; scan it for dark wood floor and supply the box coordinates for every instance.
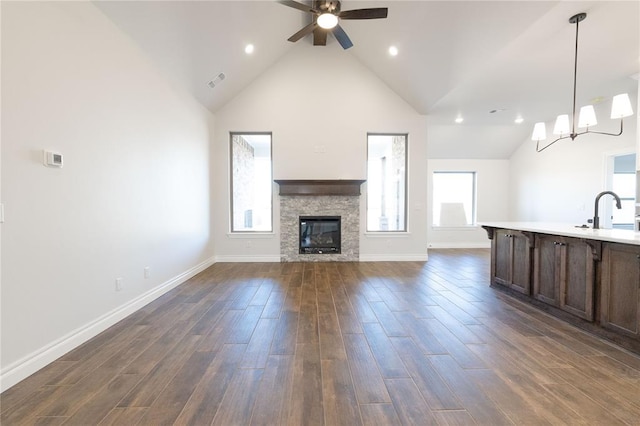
[3,249,640,425]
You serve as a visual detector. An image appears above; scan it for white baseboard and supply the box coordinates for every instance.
[427,242,491,249]
[215,254,432,262]
[214,255,281,263]
[359,254,429,262]
[0,256,216,392]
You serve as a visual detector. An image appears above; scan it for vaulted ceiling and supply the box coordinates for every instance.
[95,1,639,159]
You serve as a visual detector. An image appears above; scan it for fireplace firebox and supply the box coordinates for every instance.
[299,216,341,254]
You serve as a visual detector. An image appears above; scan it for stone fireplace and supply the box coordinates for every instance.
[276,180,365,262]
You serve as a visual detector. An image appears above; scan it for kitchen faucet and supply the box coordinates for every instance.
[593,191,622,229]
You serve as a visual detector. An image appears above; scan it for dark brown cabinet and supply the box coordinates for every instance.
[483,224,640,353]
[533,234,597,321]
[491,229,532,295]
[601,242,640,337]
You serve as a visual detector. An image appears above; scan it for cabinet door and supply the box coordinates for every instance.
[492,229,531,294]
[511,233,532,294]
[601,243,640,337]
[494,231,512,287]
[559,238,596,321]
[534,235,596,320]
[533,235,560,306]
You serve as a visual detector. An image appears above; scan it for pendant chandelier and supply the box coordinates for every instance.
[532,12,634,153]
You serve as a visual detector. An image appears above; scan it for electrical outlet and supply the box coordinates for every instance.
[246,240,252,248]
[144,267,150,279]
[115,278,123,291]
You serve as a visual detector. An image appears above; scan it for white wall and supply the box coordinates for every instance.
[1,2,215,390]
[212,44,428,261]
[427,159,509,248]
[509,95,638,224]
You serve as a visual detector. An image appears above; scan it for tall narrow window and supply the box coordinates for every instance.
[367,134,407,232]
[432,171,476,227]
[230,133,272,232]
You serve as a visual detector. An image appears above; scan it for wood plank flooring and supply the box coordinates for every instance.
[3,249,640,425]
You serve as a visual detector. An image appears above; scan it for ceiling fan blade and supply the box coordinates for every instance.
[332,25,353,50]
[277,0,318,14]
[313,27,327,46]
[288,22,318,42]
[339,8,388,20]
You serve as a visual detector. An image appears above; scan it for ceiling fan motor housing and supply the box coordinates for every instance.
[316,1,341,14]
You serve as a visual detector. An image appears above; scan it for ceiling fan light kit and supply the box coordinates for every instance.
[278,0,388,50]
[532,12,634,153]
[317,13,338,29]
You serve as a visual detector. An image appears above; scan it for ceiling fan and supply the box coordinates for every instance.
[278,1,388,50]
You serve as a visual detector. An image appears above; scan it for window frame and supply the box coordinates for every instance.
[229,131,273,233]
[432,171,477,228]
[611,171,635,228]
[366,132,409,233]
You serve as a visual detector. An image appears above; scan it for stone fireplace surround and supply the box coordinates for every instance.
[276,180,365,262]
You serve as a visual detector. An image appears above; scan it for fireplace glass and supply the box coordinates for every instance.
[299,216,341,254]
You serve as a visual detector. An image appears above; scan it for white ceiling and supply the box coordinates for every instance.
[94,0,639,159]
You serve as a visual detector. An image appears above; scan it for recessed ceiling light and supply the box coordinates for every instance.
[515,116,524,124]
[455,116,464,124]
[245,44,255,54]
[388,46,398,56]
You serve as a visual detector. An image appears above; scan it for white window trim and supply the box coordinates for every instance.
[229,132,273,233]
[366,133,409,233]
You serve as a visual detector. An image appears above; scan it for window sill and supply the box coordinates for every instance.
[227,232,275,239]
[364,232,410,238]
[431,225,479,231]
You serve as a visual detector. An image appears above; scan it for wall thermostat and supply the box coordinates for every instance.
[43,150,63,168]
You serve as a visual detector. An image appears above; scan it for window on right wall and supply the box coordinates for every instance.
[611,171,635,229]
[432,171,477,227]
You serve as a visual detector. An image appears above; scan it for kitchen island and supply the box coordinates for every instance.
[481,222,640,354]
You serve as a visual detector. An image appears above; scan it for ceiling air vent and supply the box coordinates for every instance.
[207,72,226,89]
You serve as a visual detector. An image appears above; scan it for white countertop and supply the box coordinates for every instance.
[479,222,640,246]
